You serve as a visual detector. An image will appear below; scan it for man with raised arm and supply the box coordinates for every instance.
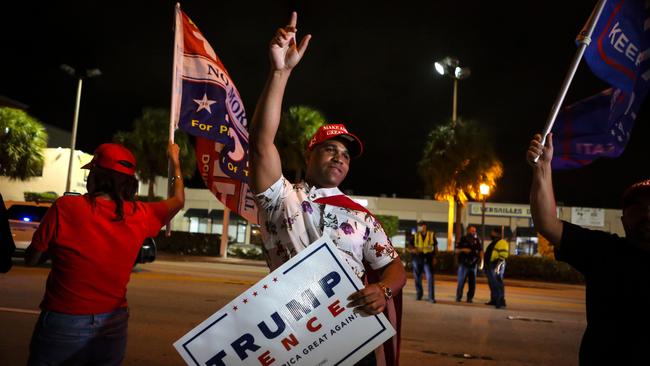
[527,133,650,365]
[249,12,406,366]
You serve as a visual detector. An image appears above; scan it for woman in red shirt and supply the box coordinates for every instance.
[25,143,185,366]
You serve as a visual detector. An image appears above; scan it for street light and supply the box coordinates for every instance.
[435,57,471,251]
[479,183,491,243]
[433,56,471,124]
[60,64,101,192]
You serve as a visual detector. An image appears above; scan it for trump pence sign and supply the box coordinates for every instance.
[174,236,396,366]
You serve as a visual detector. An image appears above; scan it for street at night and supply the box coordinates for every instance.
[1,258,586,366]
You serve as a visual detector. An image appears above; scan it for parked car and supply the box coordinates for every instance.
[6,201,50,254]
[5,201,156,264]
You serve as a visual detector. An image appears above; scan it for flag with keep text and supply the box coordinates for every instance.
[551,0,650,169]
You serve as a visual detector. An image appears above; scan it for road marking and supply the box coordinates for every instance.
[507,315,553,323]
[0,307,40,315]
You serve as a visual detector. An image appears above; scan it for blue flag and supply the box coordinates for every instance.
[551,85,646,169]
[551,0,650,169]
[583,0,649,92]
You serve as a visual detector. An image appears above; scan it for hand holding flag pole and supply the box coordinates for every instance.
[534,0,608,163]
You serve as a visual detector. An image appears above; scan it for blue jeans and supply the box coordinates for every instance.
[486,261,506,306]
[412,254,435,300]
[28,308,129,366]
[456,264,477,301]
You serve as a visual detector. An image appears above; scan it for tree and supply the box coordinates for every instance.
[418,119,503,247]
[114,107,195,198]
[0,107,48,180]
[276,105,326,181]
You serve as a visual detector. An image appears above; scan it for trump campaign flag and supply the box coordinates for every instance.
[552,0,650,169]
[171,4,258,223]
[583,0,650,92]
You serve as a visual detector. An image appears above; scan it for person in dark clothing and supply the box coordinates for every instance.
[0,193,16,273]
[455,225,483,303]
[528,132,650,365]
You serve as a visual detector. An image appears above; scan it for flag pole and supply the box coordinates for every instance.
[166,3,182,236]
[534,0,608,162]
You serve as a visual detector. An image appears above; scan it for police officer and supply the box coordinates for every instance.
[409,221,438,302]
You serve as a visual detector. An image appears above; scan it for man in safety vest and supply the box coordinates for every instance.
[484,228,509,309]
[408,221,438,302]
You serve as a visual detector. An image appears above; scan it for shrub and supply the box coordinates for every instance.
[155,231,265,260]
[505,255,584,284]
[375,215,399,238]
[24,191,58,203]
[227,245,264,260]
[396,248,584,284]
[136,195,164,202]
[154,231,221,256]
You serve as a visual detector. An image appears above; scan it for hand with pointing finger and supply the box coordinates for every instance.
[269,11,311,72]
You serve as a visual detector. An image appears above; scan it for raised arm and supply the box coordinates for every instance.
[163,143,185,219]
[527,133,563,245]
[249,12,311,193]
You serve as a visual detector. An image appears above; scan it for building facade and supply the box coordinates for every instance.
[2,160,625,256]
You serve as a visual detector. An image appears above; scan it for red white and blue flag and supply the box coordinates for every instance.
[552,0,650,169]
[171,4,258,223]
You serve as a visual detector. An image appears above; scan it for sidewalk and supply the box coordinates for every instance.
[155,252,585,291]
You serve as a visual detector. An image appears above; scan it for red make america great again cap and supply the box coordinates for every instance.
[81,143,137,176]
[307,124,364,158]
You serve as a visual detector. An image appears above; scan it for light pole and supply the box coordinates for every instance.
[434,57,471,250]
[434,57,471,125]
[479,183,491,243]
[61,64,101,192]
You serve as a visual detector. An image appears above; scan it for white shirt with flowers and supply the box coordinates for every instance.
[255,176,398,278]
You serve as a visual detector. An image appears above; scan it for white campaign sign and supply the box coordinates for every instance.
[174,236,395,366]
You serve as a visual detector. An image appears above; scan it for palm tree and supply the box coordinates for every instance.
[0,107,48,180]
[276,105,326,181]
[418,119,503,248]
[114,107,195,198]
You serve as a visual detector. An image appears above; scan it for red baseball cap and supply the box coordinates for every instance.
[622,179,650,208]
[307,124,364,158]
[81,143,137,176]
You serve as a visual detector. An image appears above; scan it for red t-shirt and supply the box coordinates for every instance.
[31,195,169,314]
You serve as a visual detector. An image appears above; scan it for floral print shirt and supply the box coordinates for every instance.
[255,176,398,278]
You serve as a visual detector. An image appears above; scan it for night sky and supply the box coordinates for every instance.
[2,1,648,208]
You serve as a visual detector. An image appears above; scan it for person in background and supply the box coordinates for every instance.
[25,143,185,366]
[484,227,508,309]
[455,225,483,303]
[408,221,438,302]
[0,193,15,273]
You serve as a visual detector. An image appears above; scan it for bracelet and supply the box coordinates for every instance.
[172,175,182,181]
